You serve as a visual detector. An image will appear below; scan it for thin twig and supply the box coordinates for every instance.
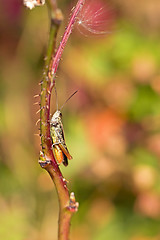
[50,0,86,90]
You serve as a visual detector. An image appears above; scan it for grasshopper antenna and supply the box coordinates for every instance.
[60,90,78,110]
[54,85,59,111]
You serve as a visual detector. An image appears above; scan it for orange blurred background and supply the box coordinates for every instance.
[1,0,160,239]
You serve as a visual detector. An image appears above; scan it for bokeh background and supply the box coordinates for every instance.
[1,0,160,239]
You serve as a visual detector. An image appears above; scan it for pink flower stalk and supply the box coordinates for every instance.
[50,0,86,89]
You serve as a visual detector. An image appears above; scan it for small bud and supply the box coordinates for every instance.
[67,192,79,212]
[70,192,76,202]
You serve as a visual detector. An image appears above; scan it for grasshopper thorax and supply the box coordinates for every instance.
[50,110,62,126]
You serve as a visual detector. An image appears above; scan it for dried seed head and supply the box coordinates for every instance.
[23,0,45,9]
[77,0,115,36]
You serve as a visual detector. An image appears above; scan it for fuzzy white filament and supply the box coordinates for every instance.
[76,0,115,36]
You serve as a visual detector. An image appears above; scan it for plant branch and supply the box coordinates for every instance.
[39,158,78,240]
[38,0,85,239]
[50,0,85,90]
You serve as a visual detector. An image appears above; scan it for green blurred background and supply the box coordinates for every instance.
[1,0,160,239]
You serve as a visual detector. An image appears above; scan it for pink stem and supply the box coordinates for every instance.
[50,0,85,89]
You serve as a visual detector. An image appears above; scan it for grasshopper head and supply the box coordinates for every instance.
[50,110,62,126]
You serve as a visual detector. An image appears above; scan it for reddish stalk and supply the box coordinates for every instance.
[50,0,86,90]
[37,0,85,239]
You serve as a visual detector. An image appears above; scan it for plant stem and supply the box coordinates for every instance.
[50,0,86,90]
[39,0,83,239]
[39,159,78,240]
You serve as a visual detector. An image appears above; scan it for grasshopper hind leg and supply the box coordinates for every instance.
[53,145,68,166]
[63,153,68,166]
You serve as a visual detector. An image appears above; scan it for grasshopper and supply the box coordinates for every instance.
[50,90,78,166]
